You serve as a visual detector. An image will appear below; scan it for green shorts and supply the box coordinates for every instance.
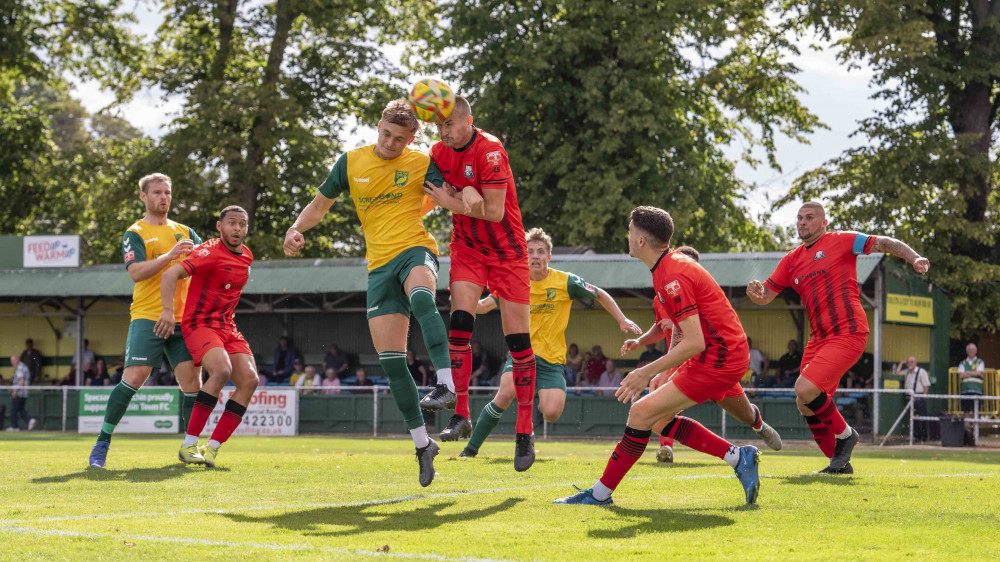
[502,355,567,392]
[124,318,193,368]
[366,247,439,319]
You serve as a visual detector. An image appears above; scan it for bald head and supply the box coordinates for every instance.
[799,201,826,218]
[452,95,472,118]
[795,201,829,244]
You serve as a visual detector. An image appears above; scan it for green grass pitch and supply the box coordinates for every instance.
[2,433,999,560]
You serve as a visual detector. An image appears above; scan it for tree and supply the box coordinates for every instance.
[405,0,823,252]
[787,1,1000,337]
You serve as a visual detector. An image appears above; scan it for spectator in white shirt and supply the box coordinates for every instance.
[895,356,931,441]
[747,337,769,387]
[597,359,623,396]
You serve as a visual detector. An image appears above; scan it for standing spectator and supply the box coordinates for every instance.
[958,343,986,415]
[71,339,96,368]
[288,359,307,385]
[564,343,582,386]
[295,365,321,394]
[407,350,428,387]
[895,357,930,442]
[597,359,624,396]
[471,341,491,387]
[352,368,373,394]
[321,367,342,395]
[88,358,112,387]
[271,336,302,383]
[20,338,44,383]
[322,344,351,380]
[637,343,663,368]
[7,356,36,431]
[747,338,769,387]
[585,346,607,386]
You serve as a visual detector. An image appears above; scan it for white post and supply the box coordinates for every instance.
[372,386,379,437]
[872,265,883,442]
[721,407,727,439]
[62,386,68,431]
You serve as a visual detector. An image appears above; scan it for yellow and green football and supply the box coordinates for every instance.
[408,78,455,122]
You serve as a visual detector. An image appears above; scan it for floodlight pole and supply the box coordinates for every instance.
[872,265,883,443]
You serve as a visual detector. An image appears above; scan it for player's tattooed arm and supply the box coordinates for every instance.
[871,236,930,274]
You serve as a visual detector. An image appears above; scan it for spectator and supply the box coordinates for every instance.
[288,359,307,385]
[20,338,44,383]
[407,350,428,387]
[87,358,112,387]
[746,337,769,387]
[271,336,302,383]
[321,367,342,395]
[7,356,36,431]
[597,358,624,396]
[471,341,491,386]
[577,352,593,387]
[585,346,607,386]
[958,342,986,415]
[564,343,582,386]
[764,339,801,388]
[111,354,125,385]
[77,359,97,387]
[71,338,96,367]
[352,368,373,394]
[895,356,931,442]
[637,343,663,368]
[295,365,321,394]
[322,344,351,380]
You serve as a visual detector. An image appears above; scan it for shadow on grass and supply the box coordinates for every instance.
[466,456,554,466]
[588,506,735,538]
[32,464,227,484]
[776,473,857,486]
[221,497,523,536]
[645,461,720,469]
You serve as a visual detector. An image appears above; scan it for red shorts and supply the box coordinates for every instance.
[671,360,748,404]
[665,369,744,400]
[449,245,529,304]
[800,332,868,395]
[183,325,252,367]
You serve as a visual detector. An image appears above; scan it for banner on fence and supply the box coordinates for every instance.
[78,388,179,434]
[201,388,298,437]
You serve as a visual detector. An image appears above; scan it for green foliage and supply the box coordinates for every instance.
[404,0,822,252]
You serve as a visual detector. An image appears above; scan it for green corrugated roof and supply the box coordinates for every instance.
[0,252,885,298]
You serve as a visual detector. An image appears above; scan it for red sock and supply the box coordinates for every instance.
[511,346,536,434]
[448,328,472,419]
[659,435,674,448]
[664,416,732,460]
[806,415,835,458]
[599,426,650,490]
[209,400,247,445]
[186,391,217,437]
[751,404,764,431]
[806,393,848,436]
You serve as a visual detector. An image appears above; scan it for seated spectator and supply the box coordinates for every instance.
[747,337,769,387]
[20,338,44,383]
[763,340,801,388]
[271,336,302,383]
[577,352,593,387]
[407,350,428,387]
[111,353,125,385]
[56,371,74,386]
[597,359,624,396]
[584,346,607,386]
[564,343,582,386]
[87,358,112,387]
[471,341,492,387]
[352,368,374,394]
[322,344,351,380]
[638,343,663,368]
[958,342,986,415]
[78,359,98,386]
[295,365,321,394]
[321,367,342,395]
[288,359,307,386]
[71,338,96,368]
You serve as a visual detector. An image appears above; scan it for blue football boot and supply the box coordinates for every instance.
[734,445,760,504]
[89,440,110,468]
[553,486,614,506]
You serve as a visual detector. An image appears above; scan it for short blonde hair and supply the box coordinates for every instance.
[138,173,171,193]
[525,227,552,253]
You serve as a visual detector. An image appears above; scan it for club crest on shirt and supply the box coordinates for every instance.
[174,233,183,241]
[664,280,681,297]
[464,164,475,179]
[394,170,409,188]
[814,250,826,261]
[546,288,557,301]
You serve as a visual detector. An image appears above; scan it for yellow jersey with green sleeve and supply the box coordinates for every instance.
[491,268,599,365]
[319,145,445,271]
[122,219,202,322]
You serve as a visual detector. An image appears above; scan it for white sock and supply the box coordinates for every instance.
[411,426,430,449]
[436,368,455,392]
[836,426,853,439]
[207,439,221,449]
[591,480,613,501]
[182,434,199,447]
[723,445,741,468]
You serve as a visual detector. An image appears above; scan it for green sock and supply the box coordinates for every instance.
[466,400,506,453]
[409,287,451,371]
[380,351,425,430]
[180,391,197,433]
[98,380,139,442]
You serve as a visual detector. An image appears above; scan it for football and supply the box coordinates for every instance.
[407,78,455,122]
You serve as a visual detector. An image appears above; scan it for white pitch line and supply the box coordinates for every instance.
[0,525,516,562]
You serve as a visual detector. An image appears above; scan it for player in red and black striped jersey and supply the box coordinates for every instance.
[747,201,930,473]
[555,207,761,507]
[421,96,537,472]
[155,205,259,468]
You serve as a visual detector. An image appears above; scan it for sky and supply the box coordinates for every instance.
[71,2,885,230]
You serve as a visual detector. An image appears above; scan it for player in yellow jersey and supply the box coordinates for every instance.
[283,99,480,487]
[89,173,203,468]
[459,228,642,458]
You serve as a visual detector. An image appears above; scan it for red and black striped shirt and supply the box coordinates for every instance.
[181,238,253,331]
